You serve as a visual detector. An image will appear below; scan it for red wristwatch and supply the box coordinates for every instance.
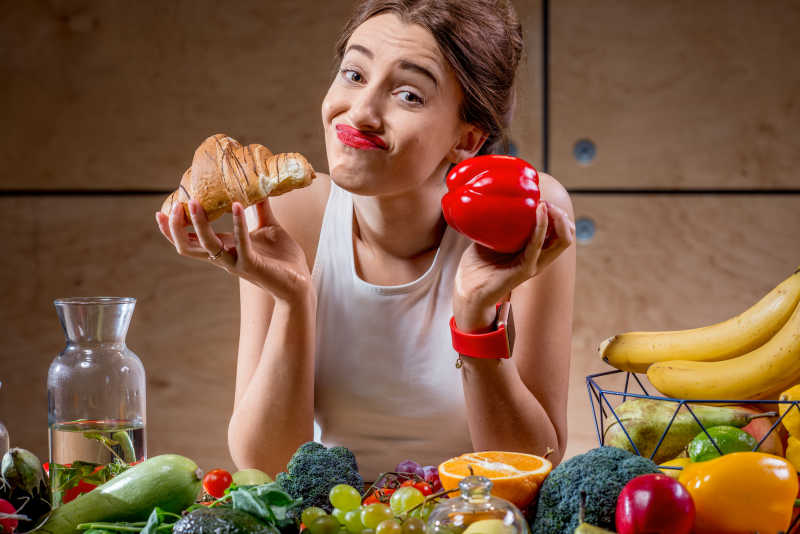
[450,302,511,359]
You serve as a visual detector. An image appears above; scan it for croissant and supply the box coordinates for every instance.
[160,133,316,224]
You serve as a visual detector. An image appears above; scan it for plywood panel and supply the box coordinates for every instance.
[550,0,800,189]
[0,0,543,191]
[0,196,240,471]
[509,0,543,167]
[565,194,800,460]
[0,0,355,191]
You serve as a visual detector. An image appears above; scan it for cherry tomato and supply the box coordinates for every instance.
[400,480,415,488]
[414,481,433,496]
[202,468,233,498]
[363,487,395,504]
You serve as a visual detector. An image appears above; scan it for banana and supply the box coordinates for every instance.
[646,296,800,400]
[599,266,800,373]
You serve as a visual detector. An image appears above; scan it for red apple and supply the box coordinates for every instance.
[740,405,785,456]
[615,474,695,534]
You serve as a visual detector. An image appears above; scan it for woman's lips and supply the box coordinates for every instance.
[335,124,388,150]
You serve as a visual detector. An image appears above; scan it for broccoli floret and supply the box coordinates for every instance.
[327,446,358,471]
[529,446,660,534]
[276,441,364,516]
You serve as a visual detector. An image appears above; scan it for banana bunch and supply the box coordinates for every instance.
[598,266,800,400]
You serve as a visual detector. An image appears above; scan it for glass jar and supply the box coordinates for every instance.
[427,476,529,534]
[47,297,146,506]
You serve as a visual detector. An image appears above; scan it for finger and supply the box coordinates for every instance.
[544,202,576,237]
[536,208,575,270]
[232,202,252,263]
[254,198,279,228]
[550,206,575,252]
[188,199,226,259]
[155,212,174,245]
[169,203,207,258]
[522,201,549,265]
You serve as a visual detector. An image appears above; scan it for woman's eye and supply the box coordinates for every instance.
[341,69,363,83]
[397,90,424,105]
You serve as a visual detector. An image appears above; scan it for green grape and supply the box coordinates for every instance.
[330,483,362,511]
[402,518,427,534]
[376,519,403,534]
[361,503,394,529]
[416,502,434,522]
[332,508,348,525]
[389,487,425,516]
[344,509,365,534]
[309,516,342,534]
[361,530,376,534]
[302,507,328,527]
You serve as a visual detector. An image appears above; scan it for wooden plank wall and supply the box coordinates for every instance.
[1,0,798,473]
[558,0,800,459]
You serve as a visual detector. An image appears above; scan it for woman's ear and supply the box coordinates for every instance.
[447,124,488,164]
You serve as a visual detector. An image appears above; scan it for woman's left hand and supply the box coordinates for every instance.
[453,200,576,331]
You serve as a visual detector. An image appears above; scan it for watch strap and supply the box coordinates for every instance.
[450,303,511,359]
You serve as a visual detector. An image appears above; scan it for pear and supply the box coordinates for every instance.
[573,491,615,534]
[574,523,615,534]
[603,398,774,464]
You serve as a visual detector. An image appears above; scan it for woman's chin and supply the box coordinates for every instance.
[328,159,383,195]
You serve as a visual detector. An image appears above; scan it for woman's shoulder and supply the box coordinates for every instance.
[539,172,574,217]
[270,171,332,269]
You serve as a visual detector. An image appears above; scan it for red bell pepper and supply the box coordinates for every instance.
[442,155,552,253]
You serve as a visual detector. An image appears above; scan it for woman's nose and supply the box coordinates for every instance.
[348,85,382,131]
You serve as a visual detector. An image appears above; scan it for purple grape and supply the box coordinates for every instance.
[421,465,439,484]
[395,459,421,474]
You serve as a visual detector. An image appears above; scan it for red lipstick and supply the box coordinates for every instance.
[335,124,388,150]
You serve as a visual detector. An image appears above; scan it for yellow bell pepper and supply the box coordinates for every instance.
[678,452,798,534]
[786,436,800,473]
[779,384,800,436]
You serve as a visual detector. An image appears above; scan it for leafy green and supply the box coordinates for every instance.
[76,483,300,534]
[51,458,130,504]
[77,507,181,534]
[228,483,302,529]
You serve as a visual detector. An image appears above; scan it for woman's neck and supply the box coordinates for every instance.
[352,178,448,261]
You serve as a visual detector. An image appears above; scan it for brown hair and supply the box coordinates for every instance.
[334,0,524,155]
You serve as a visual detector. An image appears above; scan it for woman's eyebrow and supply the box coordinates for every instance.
[398,60,439,88]
[345,43,373,59]
[344,43,439,88]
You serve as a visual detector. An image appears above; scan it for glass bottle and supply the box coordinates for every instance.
[427,476,530,534]
[47,297,146,506]
[0,381,8,457]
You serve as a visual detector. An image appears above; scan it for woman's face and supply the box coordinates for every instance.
[322,13,473,196]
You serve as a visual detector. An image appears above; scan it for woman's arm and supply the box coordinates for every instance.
[228,278,316,476]
[156,174,329,475]
[453,174,576,464]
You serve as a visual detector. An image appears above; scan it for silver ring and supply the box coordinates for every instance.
[208,247,224,261]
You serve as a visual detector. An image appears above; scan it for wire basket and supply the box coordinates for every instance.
[585,369,800,466]
[587,369,800,532]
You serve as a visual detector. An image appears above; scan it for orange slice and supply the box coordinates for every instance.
[438,451,553,510]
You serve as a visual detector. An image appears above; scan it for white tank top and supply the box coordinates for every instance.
[312,182,474,481]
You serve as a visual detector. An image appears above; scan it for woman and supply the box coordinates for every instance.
[156,0,576,480]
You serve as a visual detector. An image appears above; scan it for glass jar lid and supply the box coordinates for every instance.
[427,476,529,534]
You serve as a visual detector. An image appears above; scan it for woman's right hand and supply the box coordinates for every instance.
[155,199,312,304]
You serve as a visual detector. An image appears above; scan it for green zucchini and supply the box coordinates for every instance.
[38,454,202,534]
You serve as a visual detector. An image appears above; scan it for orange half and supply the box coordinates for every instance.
[438,451,553,510]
